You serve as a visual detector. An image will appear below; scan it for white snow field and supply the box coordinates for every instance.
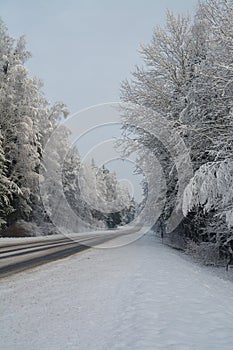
[1,231,233,350]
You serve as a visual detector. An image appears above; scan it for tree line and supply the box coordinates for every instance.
[0,19,135,236]
[120,0,233,266]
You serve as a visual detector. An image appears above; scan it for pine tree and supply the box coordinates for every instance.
[0,130,20,227]
[0,19,68,229]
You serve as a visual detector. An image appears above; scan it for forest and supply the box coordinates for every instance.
[0,18,135,236]
[0,0,232,267]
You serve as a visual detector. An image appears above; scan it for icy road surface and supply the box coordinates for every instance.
[1,232,233,350]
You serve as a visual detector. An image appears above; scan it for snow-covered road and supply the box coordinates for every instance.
[1,232,233,350]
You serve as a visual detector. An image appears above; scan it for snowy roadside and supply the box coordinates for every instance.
[1,231,233,350]
[168,242,233,284]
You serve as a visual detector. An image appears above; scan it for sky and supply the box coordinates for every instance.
[1,0,198,113]
[0,0,198,203]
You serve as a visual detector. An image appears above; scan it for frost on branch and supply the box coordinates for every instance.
[183,160,233,227]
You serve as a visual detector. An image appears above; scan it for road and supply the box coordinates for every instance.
[0,226,143,278]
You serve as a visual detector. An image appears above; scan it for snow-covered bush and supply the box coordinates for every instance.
[185,240,221,266]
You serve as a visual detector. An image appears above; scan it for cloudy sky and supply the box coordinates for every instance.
[1,0,198,202]
[1,0,198,113]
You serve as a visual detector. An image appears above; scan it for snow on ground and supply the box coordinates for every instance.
[1,232,233,350]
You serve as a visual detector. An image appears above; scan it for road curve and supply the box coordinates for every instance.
[0,233,112,278]
[0,227,142,278]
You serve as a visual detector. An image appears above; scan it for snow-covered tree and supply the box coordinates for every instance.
[120,11,206,234]
[120,1,233,262]
[0,19,69,229]
[78,162,134,229]
[183,160,233,227]
[181,0,233,264]
[0,21,40,221]
[0,130,21,228]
